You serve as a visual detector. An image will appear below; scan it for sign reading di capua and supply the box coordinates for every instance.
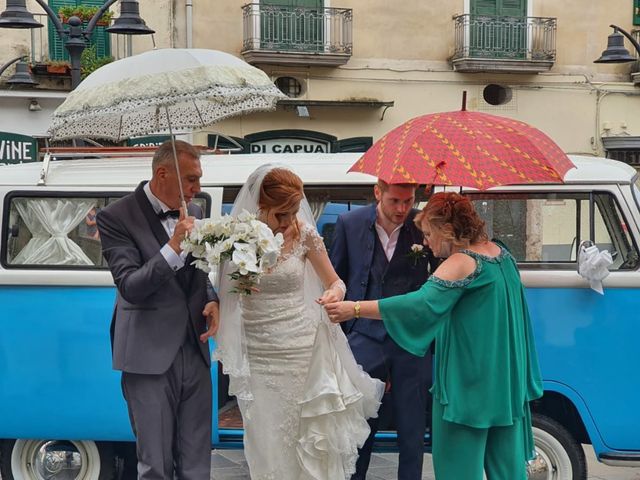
[250,138,329,154]
[0,132,38,165]
[208,130,373,154]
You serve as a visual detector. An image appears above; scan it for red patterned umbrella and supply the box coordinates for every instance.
[349,94,574,189]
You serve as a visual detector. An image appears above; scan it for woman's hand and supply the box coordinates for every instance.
[324,301,356,323]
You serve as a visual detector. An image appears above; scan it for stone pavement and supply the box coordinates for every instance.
[210,446,640,480]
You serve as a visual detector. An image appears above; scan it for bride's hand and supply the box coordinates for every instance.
[316,289,342,305]
[324,301,355,323]
[236,278,260,294]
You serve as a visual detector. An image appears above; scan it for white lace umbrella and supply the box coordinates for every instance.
[49,48,286,141]
[49,48,285,207]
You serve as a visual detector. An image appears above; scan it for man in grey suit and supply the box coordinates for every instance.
[97,140,219,480]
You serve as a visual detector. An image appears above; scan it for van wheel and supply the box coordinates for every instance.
[0,439,117,480]
[528,414,587,480]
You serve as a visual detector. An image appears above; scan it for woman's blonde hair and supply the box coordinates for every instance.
[259,168,304,239]
[415,192,488,249]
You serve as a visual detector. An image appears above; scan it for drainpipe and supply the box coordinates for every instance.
[186,0,193,48]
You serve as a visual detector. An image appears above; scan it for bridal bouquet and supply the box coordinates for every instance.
[181,210,284,295]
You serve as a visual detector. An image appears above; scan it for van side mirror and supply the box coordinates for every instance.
[10,224,19,237]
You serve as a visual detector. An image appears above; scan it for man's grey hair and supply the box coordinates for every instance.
[151,140,200,172]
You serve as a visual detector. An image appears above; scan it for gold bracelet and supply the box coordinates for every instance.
[354,301,361,319]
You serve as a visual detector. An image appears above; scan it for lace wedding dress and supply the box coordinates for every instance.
[236,223,383,480]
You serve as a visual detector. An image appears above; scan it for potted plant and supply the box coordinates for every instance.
[46,60,71,75]
[81,45,114,79]
[95,9,113,26]
[57,5,76,23]
[30,62,48,76]
[58,5,113,25]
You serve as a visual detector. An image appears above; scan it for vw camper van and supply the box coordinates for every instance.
[0,150,639,480]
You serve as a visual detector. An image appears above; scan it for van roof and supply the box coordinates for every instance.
[0,152,636,187]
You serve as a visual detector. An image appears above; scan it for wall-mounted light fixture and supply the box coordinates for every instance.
[28,98,41,111]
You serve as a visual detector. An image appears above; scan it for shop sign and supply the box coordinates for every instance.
[249,138,330,154]
[0,132,38,165]
[207,130,371,154]
[127,135,171,147]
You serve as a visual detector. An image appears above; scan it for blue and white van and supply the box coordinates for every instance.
[0,150,638,480]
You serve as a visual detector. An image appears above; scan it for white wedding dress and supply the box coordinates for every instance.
[234,223,384,480]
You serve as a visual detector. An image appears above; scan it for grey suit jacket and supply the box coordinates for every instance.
[97,182,217,375]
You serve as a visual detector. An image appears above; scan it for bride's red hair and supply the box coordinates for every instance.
[259,168,304,238]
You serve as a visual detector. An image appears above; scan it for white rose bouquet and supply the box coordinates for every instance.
[181,209,284,295]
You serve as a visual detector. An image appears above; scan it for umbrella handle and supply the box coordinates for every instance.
[165,106,187,210]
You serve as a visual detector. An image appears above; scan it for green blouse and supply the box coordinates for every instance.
[379,247,543,429]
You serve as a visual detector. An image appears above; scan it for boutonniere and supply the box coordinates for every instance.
[407,244,428,265]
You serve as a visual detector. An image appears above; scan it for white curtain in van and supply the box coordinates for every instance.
[12,198,95,266]
[308,200,327,222]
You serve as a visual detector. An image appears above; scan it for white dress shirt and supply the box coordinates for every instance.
[374,221,402,261]
[144,182,185,272]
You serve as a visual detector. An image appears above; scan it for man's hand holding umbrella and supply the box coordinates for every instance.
[167,207,195,255]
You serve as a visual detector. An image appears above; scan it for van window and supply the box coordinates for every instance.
[3,195,115,268]
[220,185,375,253]
[2,193,211,269]
[469,192,639,270]
[3,193,212,269]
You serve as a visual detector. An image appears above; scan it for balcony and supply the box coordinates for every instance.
[451,14,557,73]
[241,3,352,66]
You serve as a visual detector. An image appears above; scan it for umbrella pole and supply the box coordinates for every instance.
[164,105,188,212]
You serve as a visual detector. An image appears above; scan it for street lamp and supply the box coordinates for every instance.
[0,55,37,86]
[0,0,154,88]
[594,24,640,64]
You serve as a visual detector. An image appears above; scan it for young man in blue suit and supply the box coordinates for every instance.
[330,180,436,480]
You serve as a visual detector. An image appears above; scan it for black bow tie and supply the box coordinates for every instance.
[157,209,180,220]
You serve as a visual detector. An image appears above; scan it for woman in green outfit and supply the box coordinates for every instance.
[325,192,543,480]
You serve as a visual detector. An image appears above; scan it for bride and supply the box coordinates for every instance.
[213,164,384,479]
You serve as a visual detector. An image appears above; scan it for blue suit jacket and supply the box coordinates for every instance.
[330,204,435,339]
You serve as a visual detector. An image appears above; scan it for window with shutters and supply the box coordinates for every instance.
[260,0,324,52]
[48,0,112,62]
[470,0,527,59]
[241,1,352,66]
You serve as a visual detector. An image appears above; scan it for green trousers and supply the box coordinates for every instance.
[431,401,528,480]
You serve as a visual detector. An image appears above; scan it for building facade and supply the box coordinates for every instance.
[1,0,640,164]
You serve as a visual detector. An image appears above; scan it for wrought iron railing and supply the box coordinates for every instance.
[241,3,352,55]
[27,13,131,64]
[452,14,556,61]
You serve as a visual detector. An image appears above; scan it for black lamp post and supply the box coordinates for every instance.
[0,55,37,86]
[594,24,640,64]
[0,0,154,88]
